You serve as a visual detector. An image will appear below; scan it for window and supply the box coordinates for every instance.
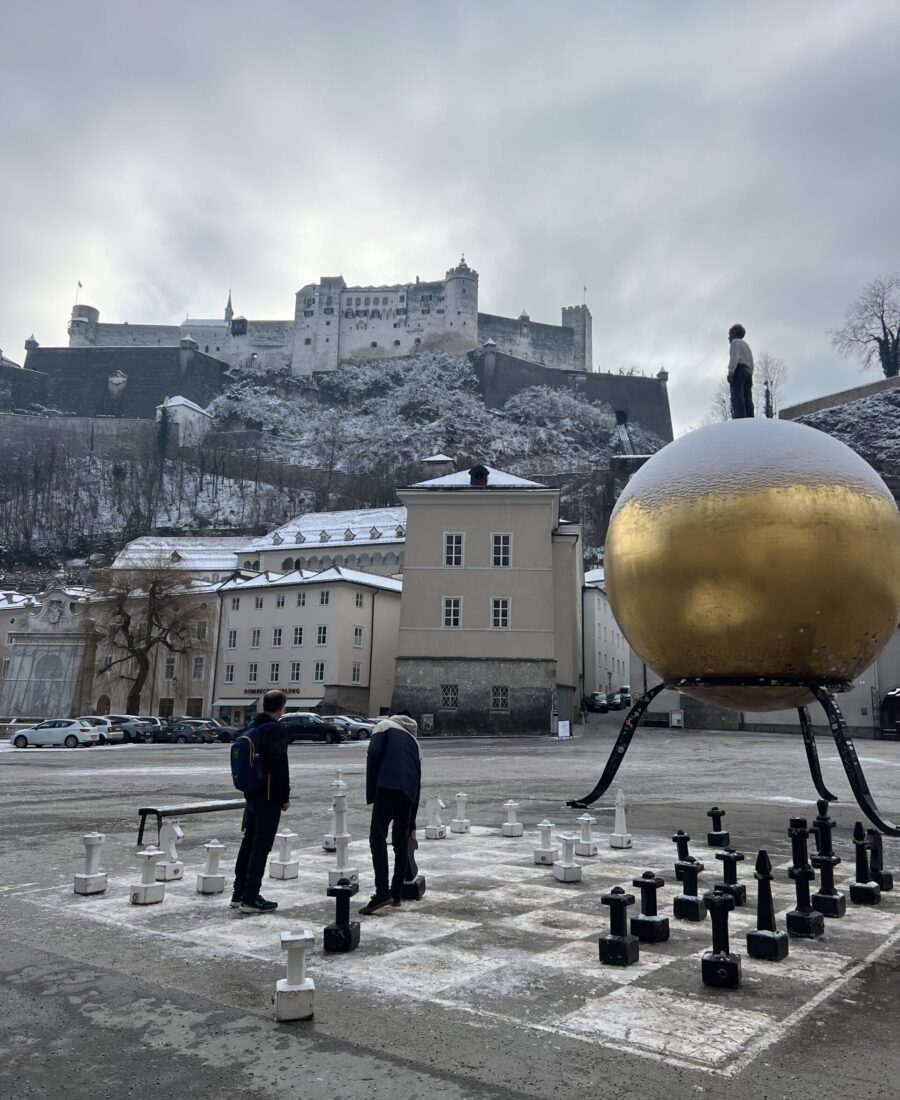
[248,662,258,683]
[103,654,113,671]
[272,627,282,647]
[231,596,240,611]
[224,663,234,683]
[192,656,204,681]
[255,595,264,610]
[250,628,260,648]
[444,532,464,567]
[297,591,306,606]
[195,620,208,640]
[352,662,361,684]
[491,597,510,630]
[440,684,459,709]
[491,685,510,711]
[270,662,280,682]
[227,629,237,649]
[314,661,325,683]
[158,697,174,718]
[293,625,303,646]
[290,661,301,683]
[320,589,330,605]
[164,656,176,680]
[355,592,364,608]
[316,625,327,646]
[276,592,285,608]
[442,597,462,629]
[492,533,511,568]
[186,697,203,718]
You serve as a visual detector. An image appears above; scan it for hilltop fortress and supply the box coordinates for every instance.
[66,256,593,377]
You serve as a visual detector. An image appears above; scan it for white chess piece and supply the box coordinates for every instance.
[534,820,558,865]
[74,832,107,895]
[155,822,185,881]
[196,839,226,894]
[425,796,447,840]
[575,813,598,857]
[274,928,315,1020]
[322,768,346,851]
[269,830,300,880]
[329,790,359,886]
[131,846,165,904]
[501,800,524,837]
[450,792,470,833]
[552,834,582,882]
[610,789,632,849]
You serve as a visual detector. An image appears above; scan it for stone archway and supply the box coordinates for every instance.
[96,694,110,716]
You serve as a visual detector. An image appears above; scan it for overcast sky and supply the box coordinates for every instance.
[2,1,898,434]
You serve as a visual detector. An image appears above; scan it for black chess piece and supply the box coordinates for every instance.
[746,849,789,961]
[673,855,706,921]
[786,818,825,938]
[849,821,881,905]
[714,846,747,906]
[672,830,691,881]
[702,889,741,988]
[811,803,845,918]
[401,833,426,901]
[866,829,894,892]
[706,807,730,847]
[599,885,640,966]
[630,871,669,943]
[324,877,361,952]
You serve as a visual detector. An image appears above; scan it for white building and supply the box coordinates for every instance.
[155,395,214,446]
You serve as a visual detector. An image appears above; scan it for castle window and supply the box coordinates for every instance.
[304,338,312,345]
[437,309,444,314]
[393,340,400,346]
[370,342,378,349]
[364,296,370,305]
[325,296,332,306]
[304,310,314,317]
[440,684,458,709]
[324,308,334,315]
[205,345,209,352]
[414,337,421,345]
[422,308,430,315]
[355,297,361,305]
[371,310,380,319]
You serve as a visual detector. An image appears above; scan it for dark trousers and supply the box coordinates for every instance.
[233,797,282,902]
[730,364,754,419]
[369,788,414,899]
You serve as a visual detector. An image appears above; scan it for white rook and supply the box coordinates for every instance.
[534,820,559,865]
[610,789,633,849]
[575,813,599,857]
[131,846,165,905]
[553,833,583,883]
[269,830,300,880]
[450,792,470,834]
[196,839,226,894]
[328,790,358,886]
[424,796,447,840]
[322,768,346,851]
[74,832,107,895]
[274,928,315,1021]
[155,822,185,881]
[502,800,524,838]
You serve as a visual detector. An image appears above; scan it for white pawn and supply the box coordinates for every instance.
[501,800,524,838]
[155,822,185,881]
[196,839,226,894]
[610,789,632,849]
[450,792,470,834]
[269,830,300,880]
[424,796,447,839]
[534,820,558,865]
[322,768,346,851]
[131,846,165,905]
[274,928,315,1021]
[575,813,598,857]
[552,834,583,882]
[74,831,107,895]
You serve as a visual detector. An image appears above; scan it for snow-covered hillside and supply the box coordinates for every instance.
[798,389,900,469]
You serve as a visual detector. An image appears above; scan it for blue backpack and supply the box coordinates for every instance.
[230,722,266,796]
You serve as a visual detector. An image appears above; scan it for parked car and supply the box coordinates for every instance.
[205,717,241,743]
[77,716,125,744]
[106,714,155,743]
[609,693,624,710]
[138,716,173,742]
[10,718,100,749]
[168,720,219,744]
[588,692,609,713]
[281,713,345,745]
[329,715,375,740]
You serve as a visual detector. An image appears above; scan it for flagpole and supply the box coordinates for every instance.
[75,281,81,305]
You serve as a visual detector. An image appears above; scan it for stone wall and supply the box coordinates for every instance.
[0,412,155,450]
[780,375,900,420]
[477,312,576,372]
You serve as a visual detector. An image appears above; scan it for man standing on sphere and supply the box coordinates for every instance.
[727,323,755,419]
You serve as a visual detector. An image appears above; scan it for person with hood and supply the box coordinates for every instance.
[359,712,422,914]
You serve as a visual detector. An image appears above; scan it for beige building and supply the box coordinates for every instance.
[211,566,401,726]
[392,464,583,734]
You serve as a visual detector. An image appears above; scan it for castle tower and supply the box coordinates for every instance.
[224,290,234,325]
[443,255,479,353]
[561,304,592,372]
[68,304,100,347]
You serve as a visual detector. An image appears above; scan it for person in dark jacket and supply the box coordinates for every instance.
[231,689,290,913]
[360,713,421,914]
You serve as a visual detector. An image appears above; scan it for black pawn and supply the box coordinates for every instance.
[630,871,669,943]
[811,803,845,918]
[850,821,881,905]
[866,829,893,892]
[324,877,361,952]
[706,806,730,847]
[672,830,691,881]
[715,846,747,906]
[673,856,706,921]
[599,886,640,966]
[702,889,741,988]
[401,834,426,901]
[746,849,789,961]
[786,817,825,938]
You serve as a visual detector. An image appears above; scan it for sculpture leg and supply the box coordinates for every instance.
[810,685,900,837]
[797,705,837,803]
[568,682,667,809]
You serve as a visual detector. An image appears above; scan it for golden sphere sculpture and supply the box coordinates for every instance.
[606,418,900,711]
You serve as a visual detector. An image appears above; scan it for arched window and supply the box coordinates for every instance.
[282,557,294,570]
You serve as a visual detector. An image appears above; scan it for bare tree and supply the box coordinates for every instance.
[94,564,211,714]
[831,274,900,378]
[310,410,346,511]
[754,351,788,418]
[704,379,732,424]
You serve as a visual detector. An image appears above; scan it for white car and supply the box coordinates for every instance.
[10,719,101,749]
[77,716,126,744]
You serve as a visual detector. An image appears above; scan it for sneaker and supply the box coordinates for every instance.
[359,894,393,915]
[391,896,402,907]
[230,891,242,909]
[240,896,278,914]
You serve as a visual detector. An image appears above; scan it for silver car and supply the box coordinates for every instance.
[77,716,126,744]
[10,719,100,749]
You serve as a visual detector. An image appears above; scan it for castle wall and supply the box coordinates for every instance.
[77,322,182,348]
[477,312,576,372]
[0,412,155,450]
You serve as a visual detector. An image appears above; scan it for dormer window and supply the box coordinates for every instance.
[295,532,306,544]
[170,551,182,563]
[396,525,405,536]
[320,530,330,542]
[370,527,382,539]
[273,534,283,546]
[344,529,356,540]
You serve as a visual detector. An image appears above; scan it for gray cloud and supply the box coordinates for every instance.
[2,0,898,433]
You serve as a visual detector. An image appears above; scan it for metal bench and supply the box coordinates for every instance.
[137,799,245,844]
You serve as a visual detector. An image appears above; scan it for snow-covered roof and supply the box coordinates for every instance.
[219,566,402,594]
[584,567,605,586]
[409,465,548,489]
[423,453,453,463]
[157,395,212,416]
[112,536,250,572]
[247,506,407,552]
[0,590,40,609]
